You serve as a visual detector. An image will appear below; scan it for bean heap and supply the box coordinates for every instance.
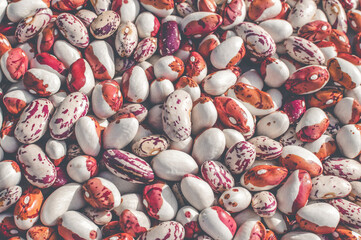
[0,0,361,239]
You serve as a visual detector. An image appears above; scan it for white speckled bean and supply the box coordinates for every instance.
[248,136,283,160]
[252,191,277,217]
[235,22,276,61]
[310,175,352,200]
[49,92,89,140]
[15,8,52,43]
[0,186,22,213]
[329,199,361,232]
[138,221,185,240]
[115,21,138,58]
[14,99,54,144]
[162,90,192,142]
[56,13,89,48]
[284,36,325,65]
[287,0,317,30]
[17,144,56,189]
[102,149,154,184]
[224,141,256,175]
[201,160,235,193]
[90,10,120,39]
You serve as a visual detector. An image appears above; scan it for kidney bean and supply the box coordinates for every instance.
[329,199,361,232]
[310,175,351,200]
[284,36,325,65]
[276,170,312,215]
[67,155,98,183]
[90,11,120,39]
[192,128,225,165]
[151,149,198,181]
[333,226,361,240]
[118,209,150,237]
[176,206,201,239]
[56,13,89,48]
[198,206,236,240]
[256,111,290,139]
[158,16,181,56]
[25,225,55,240]
[14,99,54,144]
[201,160,234,193]
[180,12,222,39]
[113,193,144,216]
[13,187,43,230]
[235,22,276,61]
[0,186,22,214]
[248,136,282,160]
[336,124,361,159]
[75,9,97,27]
[162,89,192,142]
[66,58,95,96]
[82,177,121,211]
[15,8,52,44]
[45,139,66,167]
[17,144,57,189]
[0,48,28,83]
[241,165,288,191]
[210,36,245,69]
[0,114,21,153]
[252,191,277,217]
[323,0,348,33]
[287,0,317,30]
[102,149,154,184]
[30,53,67,83]
[143,181,178,221]
[214,96,255,139]
[40,183,86,226]
[227,82,276,116]
[6,0,49,23]
[219,187,251,213]
[304,134,336,161]
[0,160,21,191]
[224,140,256,175]
[84,40,115,80]
[234,220,266,240]
[138,221,184,240]
[49,92,89,140]
[58,211,102,240]
[323,157,361,181]
[181,174,214,211]
[202,68,239,96]
[296,107,329,142]
[154,55,184,82]
[84,206,112,226]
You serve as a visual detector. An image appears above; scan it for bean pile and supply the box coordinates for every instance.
[0,0,361,239]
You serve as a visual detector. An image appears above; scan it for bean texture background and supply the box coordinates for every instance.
[0,0,361,239]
